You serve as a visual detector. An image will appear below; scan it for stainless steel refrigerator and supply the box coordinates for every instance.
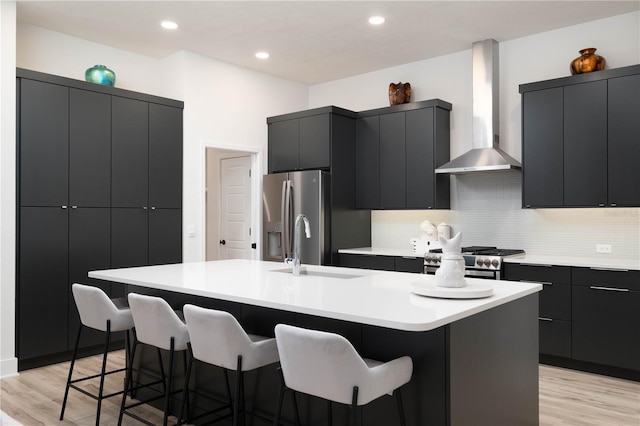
[262,170,330,265]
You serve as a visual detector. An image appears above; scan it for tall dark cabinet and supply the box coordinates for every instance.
[519,64,640,208]
[16,69,183,369]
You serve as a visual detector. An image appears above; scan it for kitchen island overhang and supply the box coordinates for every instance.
[90,260,542,425]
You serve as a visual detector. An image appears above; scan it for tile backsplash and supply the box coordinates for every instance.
[371,172,640,260]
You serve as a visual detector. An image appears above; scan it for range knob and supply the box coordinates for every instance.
[476,259,483,267]
[491,259,500,268]
[425,256,433,263]
[436,256,442,263]
[483,259,492,267]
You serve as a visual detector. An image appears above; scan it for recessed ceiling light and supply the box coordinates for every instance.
[255,52,270,59]
[369,16,385,25]
[161,21,178,30]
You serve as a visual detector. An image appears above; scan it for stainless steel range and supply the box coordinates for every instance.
[424,246,525,280]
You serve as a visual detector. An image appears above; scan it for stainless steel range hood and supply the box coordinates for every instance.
[436,39,521,174]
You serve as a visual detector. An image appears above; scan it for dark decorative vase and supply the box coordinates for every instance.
[570,48,606,75]
[85,65,116,86]
[389,82,411,106]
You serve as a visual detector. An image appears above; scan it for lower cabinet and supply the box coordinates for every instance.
[502,263,572,358]
[504,263,640,374]
[18,207,69,360]
[571,268,640,371]
[338,253,423,273]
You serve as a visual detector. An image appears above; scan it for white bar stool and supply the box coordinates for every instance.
[273,324,413,426]
[119,293,190,426]
[178,304,280,426]
[60,283,135,426]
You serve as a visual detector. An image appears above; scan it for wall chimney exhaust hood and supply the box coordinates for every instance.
[436,39,521,174]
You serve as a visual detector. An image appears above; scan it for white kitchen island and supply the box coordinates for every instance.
[90,259,542,425]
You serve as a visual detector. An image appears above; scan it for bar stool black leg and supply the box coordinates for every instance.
[396,388,406,426]
[350,386,359,426]
[118,340,138,426]
[163,337,176,426]
[177,344,194,426]
[60,324,83,421]
[95,320,112,426]
[327,400,333,426]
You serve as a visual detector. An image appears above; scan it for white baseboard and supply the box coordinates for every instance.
[0,356,18,379]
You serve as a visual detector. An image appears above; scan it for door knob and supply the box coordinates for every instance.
[219,240,226,245]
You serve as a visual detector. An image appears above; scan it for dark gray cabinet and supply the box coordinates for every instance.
[563,81,608,206]
[111,98,183,268]
[19,79,69,206]
[519,64,640,208]
[355,100,451,210]
[18,207,69,360]
[571,267,640,371]
[503,263,571,358]
[406,107,451,209]
[521,88,563,208]
[504,261,640,375]
[68,208,112,349]
[379,112,406,209]
[608,74,640,206]
[267,108,349,173]
[338,253,424,273]
[112,96,148,208]
[355,115,380,209]
[69,88,111,207]
[16,69,183,369]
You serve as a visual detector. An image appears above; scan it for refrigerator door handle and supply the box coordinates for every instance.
[282,180,293,259]
[280,180,287,259]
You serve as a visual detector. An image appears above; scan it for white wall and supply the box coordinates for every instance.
[0,1,18,378]
[309,11,640,260]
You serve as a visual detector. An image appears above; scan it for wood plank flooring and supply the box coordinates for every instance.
[1,350,639,425]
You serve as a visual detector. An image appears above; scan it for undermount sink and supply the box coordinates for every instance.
[271,268,363,279]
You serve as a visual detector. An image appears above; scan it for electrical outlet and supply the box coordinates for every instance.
[596,244,612,254]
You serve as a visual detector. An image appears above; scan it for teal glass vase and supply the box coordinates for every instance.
[85,65,116,86]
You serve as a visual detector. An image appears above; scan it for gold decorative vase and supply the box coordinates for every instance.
[570,48,606,75]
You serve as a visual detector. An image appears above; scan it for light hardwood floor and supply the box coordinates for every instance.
[1,350,639,425]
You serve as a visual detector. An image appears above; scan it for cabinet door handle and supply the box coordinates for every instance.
[143,206,148,210]
[402,256,417,260]
[589,286,630,292]
[61,205,68,209]
[71,205,78,209]
[589,267,629,272]
[520,280,552,286]
[520,263,553,268]
[539,317,553,322]
[151,206,156,210]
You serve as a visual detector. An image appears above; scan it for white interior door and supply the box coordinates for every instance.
[220,156,252,259]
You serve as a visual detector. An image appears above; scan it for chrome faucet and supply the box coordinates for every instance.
[285,214,311,276]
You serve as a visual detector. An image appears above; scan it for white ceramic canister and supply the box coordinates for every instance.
[420,220,437,241]
[437,223,451,240]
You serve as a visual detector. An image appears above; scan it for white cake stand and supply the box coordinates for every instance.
[410,280,494,299]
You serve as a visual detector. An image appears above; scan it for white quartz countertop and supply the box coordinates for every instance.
[89,259,541,332]
[340,247,640,271]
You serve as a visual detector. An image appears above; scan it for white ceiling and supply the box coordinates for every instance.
[16,1,640,85]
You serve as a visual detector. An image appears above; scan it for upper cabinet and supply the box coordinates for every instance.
[267,106,356,173]
[519,65,640,208]
[355,100,451,210]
